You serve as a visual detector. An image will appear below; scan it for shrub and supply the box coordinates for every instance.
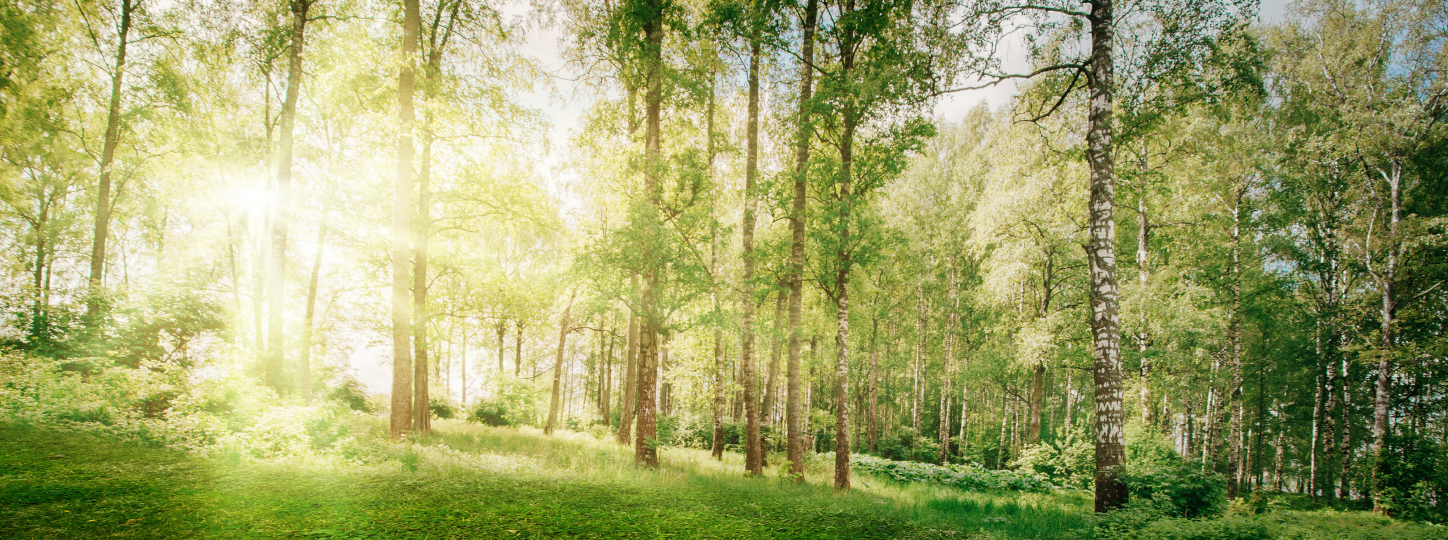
[1122,463,1226,519]
[1119,421,1225,519]
[327,377,371,413]
[1375,427,1448,523]
[468,401,511,427]
[429,398,456,420]
[851,453,1055,493]
[1012,428,1095,489]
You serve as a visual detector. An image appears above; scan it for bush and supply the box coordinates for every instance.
[875,427,943,463]
[851,453,1055,493]
[327,377,371,413]
[1119,421,1225,519]
[1012,428,1095,489]
[429,399,456,420]
[1122,463,1226,519]
[468,401,511,427]
[1375,427,1448,522]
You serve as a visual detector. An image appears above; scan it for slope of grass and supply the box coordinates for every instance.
[0,419,1091,539]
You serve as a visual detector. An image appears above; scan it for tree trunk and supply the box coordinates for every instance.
[1371,158,1401,513]
[784,0,817,483]
[515,321,524,377]
[299,210,327,400]
[617,280,639,445]
[1028,365,1045,445]
[831,24,858,489]
[413,126,433,434]
[391,0,420,437]
[868,317,880,453]
[599,317,611,425]
[497,319,506,380]
[86,0,137,327]
[660,334,672,417]
[764,290,785,427]
[738,28,764,476]
[266,0,311,396]
[1227,188,1243,499]
[707,65,725,460]
[633,3,664,467]
[1086,0,1125,513]
[1311,369,1323,498]
[1338,364,1351,499]
[545,292,576,435]
[913,284,925,433]
[1137,196,1154,425]
[460,326,467,406]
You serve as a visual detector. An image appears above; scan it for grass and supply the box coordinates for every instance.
[0,418,1091,539]
[5,417,1439,539]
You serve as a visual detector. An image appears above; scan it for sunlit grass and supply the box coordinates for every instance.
[410,419,1094,538]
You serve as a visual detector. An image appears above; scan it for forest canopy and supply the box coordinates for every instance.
[1,0,1446,530]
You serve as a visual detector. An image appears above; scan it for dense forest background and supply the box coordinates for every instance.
[1,0,1445,521]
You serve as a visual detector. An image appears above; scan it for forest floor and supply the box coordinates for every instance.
[0,419,1088,539]
[0,419,1441,539]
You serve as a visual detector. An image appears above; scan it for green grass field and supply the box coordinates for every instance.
[2,418,1442,539]
[0,419,1092,539]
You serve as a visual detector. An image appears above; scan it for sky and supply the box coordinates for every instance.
[348,0,1296,398]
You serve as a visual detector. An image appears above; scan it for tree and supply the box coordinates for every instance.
[545,291,577,435]
[392,0,421,437]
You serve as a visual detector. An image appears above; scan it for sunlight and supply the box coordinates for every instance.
[2,0,1444,537]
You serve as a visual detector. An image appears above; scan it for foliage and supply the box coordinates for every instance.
[873,427,942,463]
[326,377,372,413]
[0,353,366,459]
[1120,423,1226,519]
[467,401,512,427]
[428,398,456,420]
[1012,430,1095,490]
[106,288,227,369]
[1374,427,1448,523]
[851,454,1055,493]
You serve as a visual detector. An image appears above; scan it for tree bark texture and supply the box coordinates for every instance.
[1371,159,1401,512]
[633,2,664,467]
[1086,0,1126,513]
[784,0,817,483]
[831,16,857,489]
[739,30,764,476]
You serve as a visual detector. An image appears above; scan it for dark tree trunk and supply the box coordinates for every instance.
[1227,187,1244,499]
[764,290,786,427]
[264,0,311,395]
[515,320,524,377]
[413,130,433,434]
[87,0,137,328]
[497,319,506,378]
[1028,365,1045,445]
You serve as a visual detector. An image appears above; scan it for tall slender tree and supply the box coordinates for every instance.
[392,0,421,437]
